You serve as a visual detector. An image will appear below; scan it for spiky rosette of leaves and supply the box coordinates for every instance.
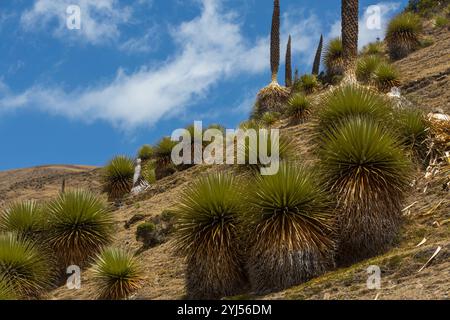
[46,190,115,267]
[154,137,177,167]
[92,248,142,300]
[0,278,17,300]
[299,74,319,94]
[386,12,422,60]
[102,155,134,200]
[373,63,401,92]
[260,112,281,128]
[174,173,247,299]
[142,161,156,184]
[137,145,153,162]
[0,201,45,241]
[0,233,53,298]
[319,117,411,266]
[356,55,383,83]
[362,41,384,56]
[324,38,344,77]
[286,93,312,124]
[395,109,429,160]
[318,84,392,133]
[238,129,295,174]
[241,163,335,294]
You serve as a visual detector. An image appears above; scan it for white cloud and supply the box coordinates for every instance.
[4,0,378,129]
[328,2,401,48]
[2,0,269,129]
[20,0,132,45]
[119,26,160,54]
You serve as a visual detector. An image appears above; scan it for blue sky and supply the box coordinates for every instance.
[0,0,407,170]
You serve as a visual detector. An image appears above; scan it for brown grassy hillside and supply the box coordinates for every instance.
[0,26,448,300]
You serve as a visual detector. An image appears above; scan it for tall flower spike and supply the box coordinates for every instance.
[341,0,359,82]
[270,0,280,83]
[312,34,323,75]
[285,35,292,87]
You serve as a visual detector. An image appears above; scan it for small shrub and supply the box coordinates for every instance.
[299,74,319,94]
[396,109,429,159]
[286,93,312,123]
[135,222,160,247]
[324,38,344,77]
[239,130,295,174]
[241,163,334,294]
[356,55,383,83]
[0,201,45,240]
[0,233,52,297]
[102,155,135,200]
[161,209,177,222]
[154,137,177,166]
[154,137,178,179]
[386,13,422,60]
[362,41,384,56]
[419,37,434,48]
[174,173,247,299]
[373,63,401,92]
[434,15,448,28]
[93,248,142,300]
[137,145,153,162]
[260,112,280,128]
[46,190,115,267]
[141,161,156,184]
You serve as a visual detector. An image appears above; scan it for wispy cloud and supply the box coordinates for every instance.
[1,0,269,130]
[119,26,160,54]
[20,0,132,45]
[2,1,399,131]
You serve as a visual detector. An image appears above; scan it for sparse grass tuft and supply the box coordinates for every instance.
[93,248,142,300]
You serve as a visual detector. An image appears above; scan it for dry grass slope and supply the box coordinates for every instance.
[0,27,448,300]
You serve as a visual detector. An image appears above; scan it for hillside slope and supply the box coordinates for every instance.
[0,27,448,300]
